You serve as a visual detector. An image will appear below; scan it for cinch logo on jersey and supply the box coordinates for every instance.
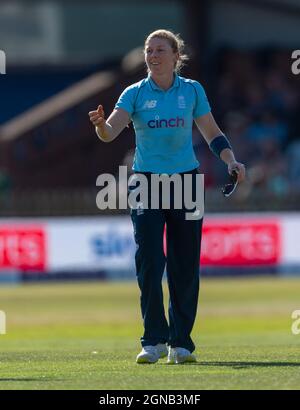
[147,117,185,128]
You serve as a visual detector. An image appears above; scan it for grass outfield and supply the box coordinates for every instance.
[0,277,300,390]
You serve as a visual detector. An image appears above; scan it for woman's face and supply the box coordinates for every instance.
[145,37,179,76]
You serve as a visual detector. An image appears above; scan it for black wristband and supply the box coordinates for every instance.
[209,135,232,158]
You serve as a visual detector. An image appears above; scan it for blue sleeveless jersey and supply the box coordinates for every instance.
[115,74,211,174]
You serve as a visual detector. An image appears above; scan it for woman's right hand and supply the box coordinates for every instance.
[88,105,106,130]
[88,105,130,143]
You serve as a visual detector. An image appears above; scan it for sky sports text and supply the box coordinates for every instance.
[0,311,6,334]
[96,166,204,220]
[0,50,6,74]
[291,50,300,75]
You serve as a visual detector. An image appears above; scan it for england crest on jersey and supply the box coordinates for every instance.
[178,95,186,109]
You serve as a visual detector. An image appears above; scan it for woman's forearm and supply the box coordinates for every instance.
[220,147,236,165]
[95,123,115,143]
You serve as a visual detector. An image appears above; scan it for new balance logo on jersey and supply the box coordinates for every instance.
[143,100,157,109]
[147,117,185,128]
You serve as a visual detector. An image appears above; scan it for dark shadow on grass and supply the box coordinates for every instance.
[161,361,300,368]
[0,378,63,382]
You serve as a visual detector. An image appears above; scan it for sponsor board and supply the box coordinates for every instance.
[201,219,280,266]
[0,226,46,271]
[0,214,297,275]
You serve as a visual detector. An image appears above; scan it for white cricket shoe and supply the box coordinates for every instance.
[136,343,168,364]
[167,347,197,364]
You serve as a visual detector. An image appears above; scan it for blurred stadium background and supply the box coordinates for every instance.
[0,0,300,390]
[0,0,300,281]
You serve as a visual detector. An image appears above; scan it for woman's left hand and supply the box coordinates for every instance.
[228,161,246,183]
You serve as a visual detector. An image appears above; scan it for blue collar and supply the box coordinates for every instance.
[148,74,180,91]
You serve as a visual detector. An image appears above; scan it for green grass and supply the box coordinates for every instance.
[0,277,300,390]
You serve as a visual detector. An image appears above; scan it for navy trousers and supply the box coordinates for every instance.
[130,169,203,353]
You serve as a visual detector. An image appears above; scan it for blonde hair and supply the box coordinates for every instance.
[144,29,189,73]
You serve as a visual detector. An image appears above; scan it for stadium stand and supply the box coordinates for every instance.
[0,48,299,214]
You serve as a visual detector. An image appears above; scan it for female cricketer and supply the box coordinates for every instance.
[89,29,245,364]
